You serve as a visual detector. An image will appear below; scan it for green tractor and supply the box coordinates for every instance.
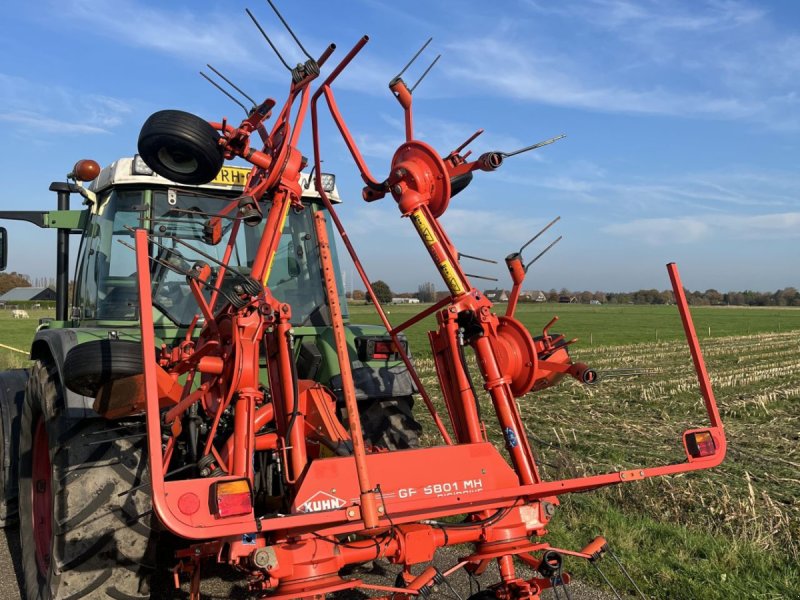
[0,156,419,598]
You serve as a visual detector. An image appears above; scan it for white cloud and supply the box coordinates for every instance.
[437,1,799,130]
[62,0,258,67]
[603,212,800,245]
[0,73,133,136]
[444,36,759,120]
[0,111,110,134]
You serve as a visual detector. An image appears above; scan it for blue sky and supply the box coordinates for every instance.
[1,0,798,293]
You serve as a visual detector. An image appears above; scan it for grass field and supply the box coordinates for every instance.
[0,309,52,369]
[1,303,798,598]
[348,301,800,350]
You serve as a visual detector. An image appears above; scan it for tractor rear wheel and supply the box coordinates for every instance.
[18,360,159,599]
[359,396,422,450]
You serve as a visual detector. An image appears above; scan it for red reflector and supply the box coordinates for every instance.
[686,431,716,458]
[213,479,253,518]
[373,340,394,359]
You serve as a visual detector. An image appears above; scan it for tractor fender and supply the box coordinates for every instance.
[30,328,98,418]
[0,368,28,525]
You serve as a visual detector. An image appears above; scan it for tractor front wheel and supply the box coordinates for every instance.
[18,360,159,599]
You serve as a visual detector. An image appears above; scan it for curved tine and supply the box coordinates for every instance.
[393,37,432,81]
[519,216,560,254]
[502,134,566,158]
[246,8,291,71]
[206,64,258,108]
[266,0,313,60]
[458,252,498,265]
[525,236,562,272]
[199,71,250,115]
[410,54,441,93]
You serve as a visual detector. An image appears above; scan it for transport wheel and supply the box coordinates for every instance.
[138,109,224,185]
[359,395,422,450]
[18,360,158,599]
[62,339,143,397]
[466,592,498,600]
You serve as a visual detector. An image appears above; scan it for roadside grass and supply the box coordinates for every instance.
[0,309,52,370]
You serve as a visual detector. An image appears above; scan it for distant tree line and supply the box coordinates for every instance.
[347,283,800,307]
[597,287,800,307]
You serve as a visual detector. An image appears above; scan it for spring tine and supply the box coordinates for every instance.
[86,432,147,446]
[458,252,498,265]
[266,0,313,60]
[167,207,238,221]
[562,578,574,600]
[246,8,292,71]
[609,549,648,599]
[393,37,432,81]
[551,579,563,600]
[519,216,560,254]
[86,423,144,435]
[206,64,258,108]
[464,273,498,282]
[591,563,624,600]
[439,570,463,600]
[168,235,244,275]
[118,464,196,497]
[199,71,250,115]
[501,134,566,158]
[123,229,249,290]
[525,235,562,271]
[410,54,441,93]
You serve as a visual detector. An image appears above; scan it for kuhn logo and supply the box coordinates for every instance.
[298,491,346,513]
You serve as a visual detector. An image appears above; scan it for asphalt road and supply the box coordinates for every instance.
[1,525,619,599]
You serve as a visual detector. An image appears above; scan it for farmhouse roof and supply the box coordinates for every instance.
[0,287,56,301]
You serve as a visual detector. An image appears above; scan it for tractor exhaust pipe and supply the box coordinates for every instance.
[48,183,71,322]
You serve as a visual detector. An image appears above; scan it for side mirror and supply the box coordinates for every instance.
[0,227,7,272]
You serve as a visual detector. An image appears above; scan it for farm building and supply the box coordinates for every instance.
[391,297,420,304]
[559,295,578,303]
[527,291,547,302]
[0,287,56,303]
[484,289,509,302]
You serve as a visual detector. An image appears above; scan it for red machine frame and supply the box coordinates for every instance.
[133,31,725,600]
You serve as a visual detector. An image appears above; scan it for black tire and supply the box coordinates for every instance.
[18,360,158,599]
[467,592,498,600]
[62,339,143,397]
[138,109,224,185]
[358,396,422,450]
[0,369,28,527]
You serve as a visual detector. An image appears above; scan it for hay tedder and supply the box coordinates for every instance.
[0,4,726,600]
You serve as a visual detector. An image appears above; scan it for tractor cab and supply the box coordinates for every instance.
[72,156,347,331]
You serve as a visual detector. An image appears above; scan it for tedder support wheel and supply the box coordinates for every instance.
[138,109,224,185]
[359,395,422,450]
[18,360,159,600]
